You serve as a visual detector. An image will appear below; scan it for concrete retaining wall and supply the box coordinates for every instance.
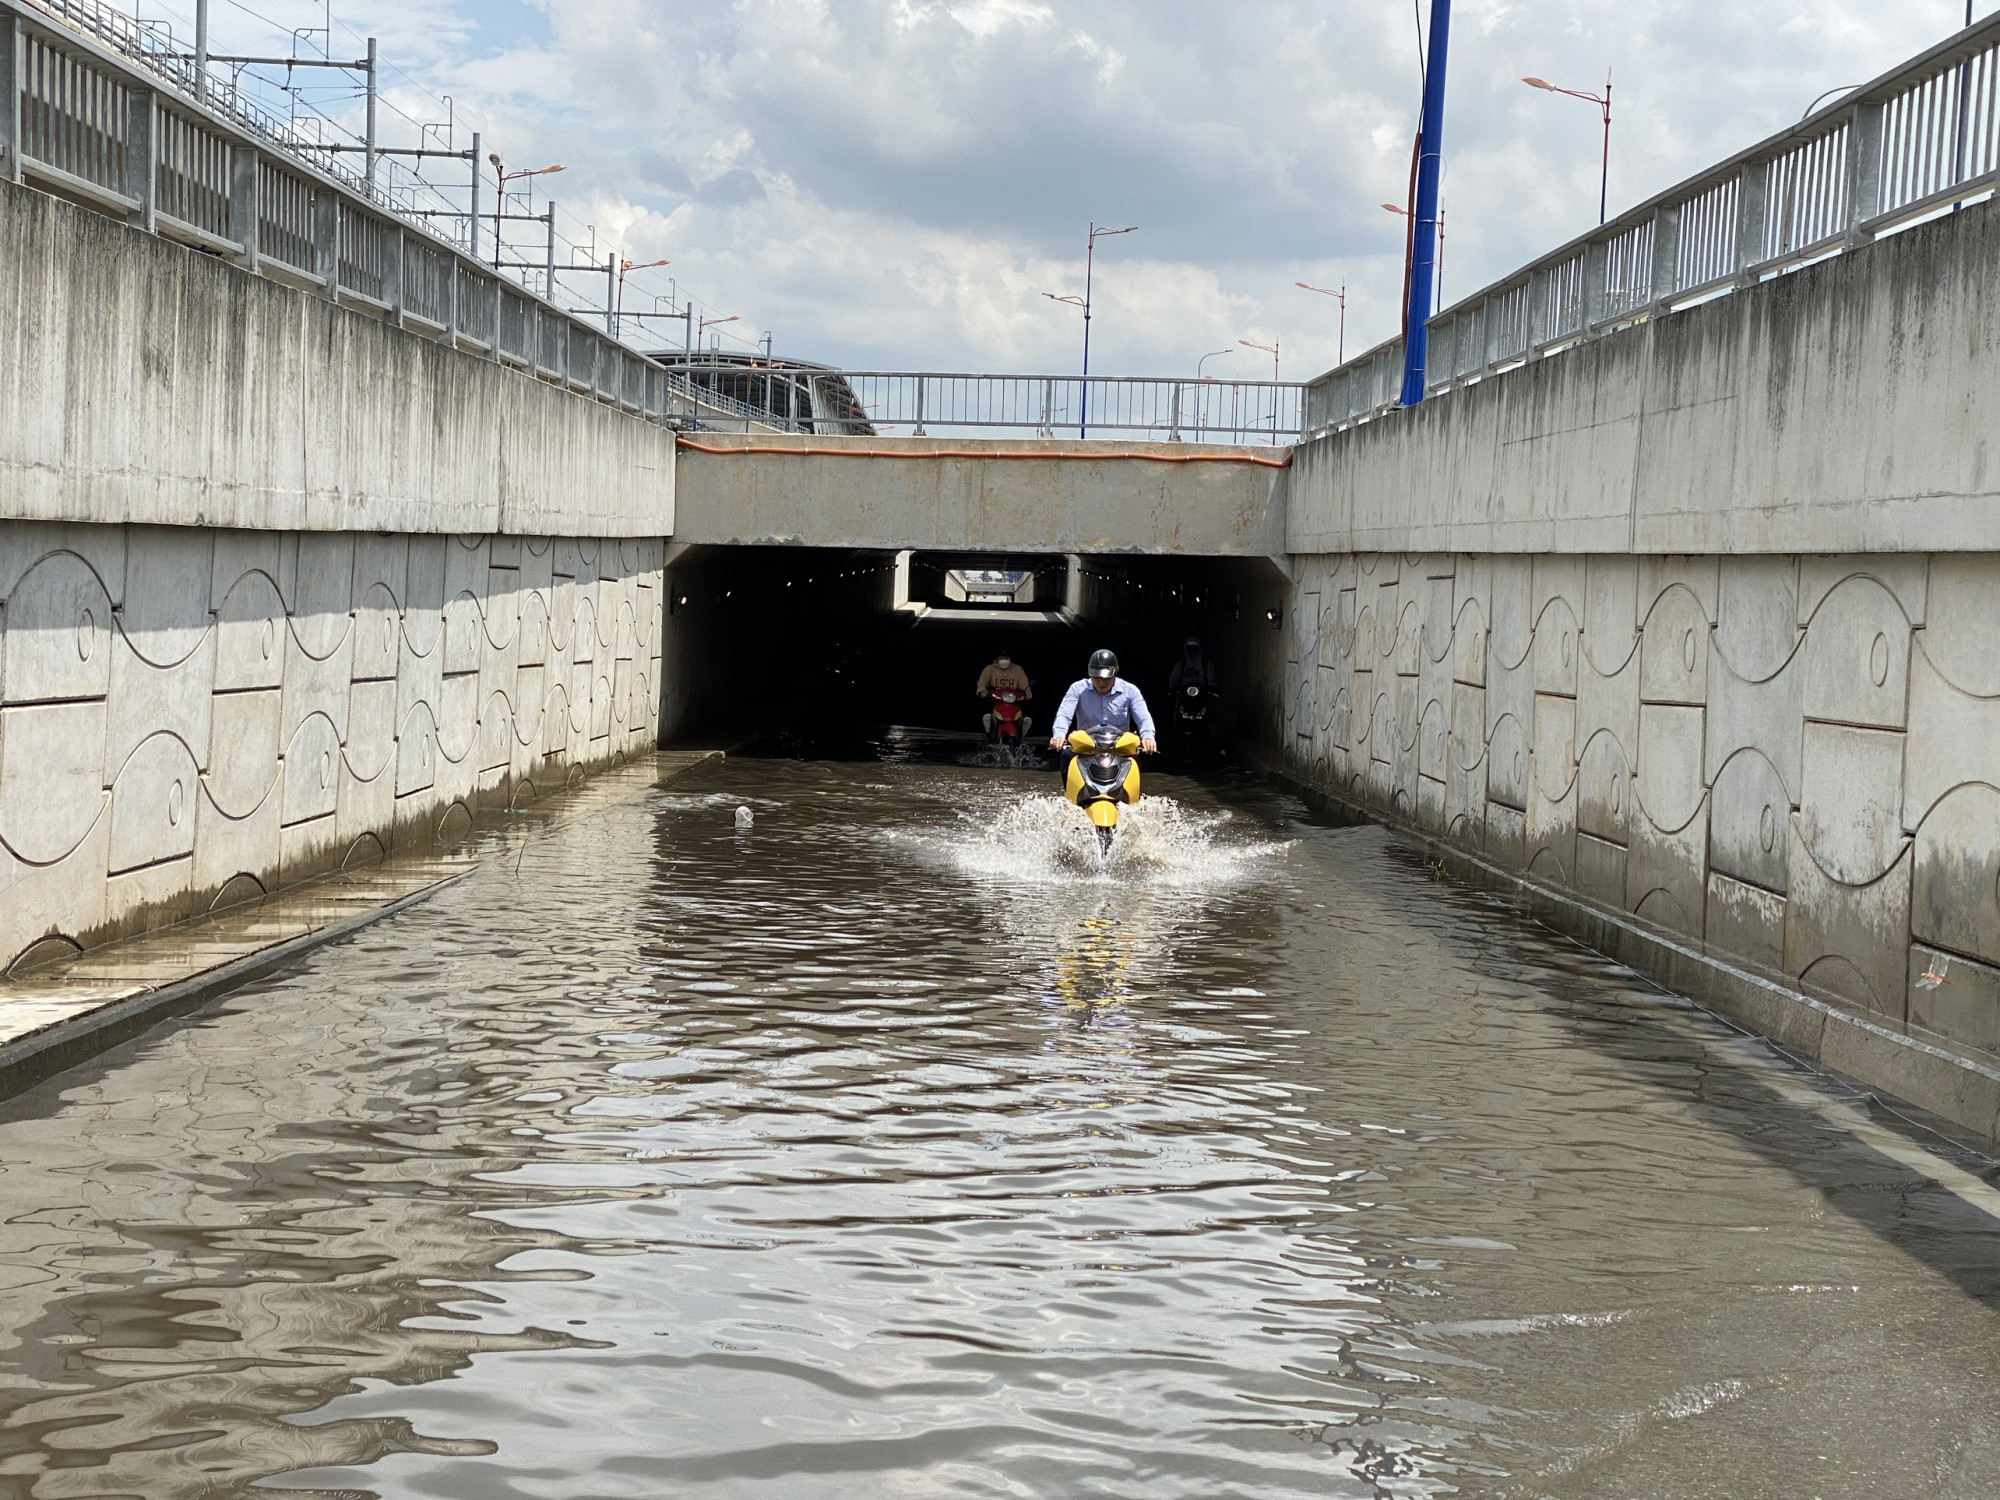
[0,520,664,972]
[1289,204,2000,557]
[1279,548,2000,1137]
[0,180,675,538]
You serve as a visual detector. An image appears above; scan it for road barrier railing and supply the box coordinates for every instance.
[1306,11,2000,436]
[807,371,1303,442]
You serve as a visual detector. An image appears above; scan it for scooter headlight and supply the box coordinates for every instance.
[1093,752,1118,770]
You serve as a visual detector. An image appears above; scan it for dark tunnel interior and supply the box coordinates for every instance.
[659,545,1291,760]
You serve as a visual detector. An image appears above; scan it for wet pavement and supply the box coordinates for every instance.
[0,742,1994,1498]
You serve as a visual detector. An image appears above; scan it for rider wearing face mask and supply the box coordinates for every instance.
[976,652,1033,739]
[975,653,1031,701]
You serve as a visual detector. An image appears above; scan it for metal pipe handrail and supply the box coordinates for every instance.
[1305,9,2000,435]
[659,367,1309,442]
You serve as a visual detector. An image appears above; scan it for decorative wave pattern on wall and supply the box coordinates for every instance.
[1284,552,2000,1059]
[0,522,665,972]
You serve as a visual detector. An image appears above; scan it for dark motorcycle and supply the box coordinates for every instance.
[1175,680,1212,732]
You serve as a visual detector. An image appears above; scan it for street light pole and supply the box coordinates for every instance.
[1523,70,1612,226]
[698,313,739,353]
[1239,339,1279,444]
[615,258,670,340]
[1193,348,1232,439]
[487,156,565,270]
[193,0,208,99]
[1295,282,1347,363]
[1079,222,1136,439]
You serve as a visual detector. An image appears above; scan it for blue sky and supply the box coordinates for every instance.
[165,0,1989,378]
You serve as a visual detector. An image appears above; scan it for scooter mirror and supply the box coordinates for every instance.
[1113,732,1142,755]
[1067,730,1099,754]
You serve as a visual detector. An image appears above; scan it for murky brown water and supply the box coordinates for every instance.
[0,748,1995,1499]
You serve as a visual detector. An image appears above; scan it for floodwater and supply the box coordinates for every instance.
[0,746,1996,1499]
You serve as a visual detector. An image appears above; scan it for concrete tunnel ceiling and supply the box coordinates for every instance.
[658,544,1292,748]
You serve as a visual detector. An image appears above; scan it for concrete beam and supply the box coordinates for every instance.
[672,433,1290,558]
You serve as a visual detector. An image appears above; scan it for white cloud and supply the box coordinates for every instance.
[203,0,1990,377]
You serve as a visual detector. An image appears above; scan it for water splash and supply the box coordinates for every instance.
[955,743,1048,771]
[918,792,1292,887]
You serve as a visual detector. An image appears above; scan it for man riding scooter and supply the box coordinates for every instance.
[975,651,1033,742]
[1049,649,1158,768]
[1049,649,1158,846]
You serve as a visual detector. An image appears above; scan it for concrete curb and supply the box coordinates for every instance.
[0,872,473,1103]
[1258,758,2000,1149]
[0,749,726,1106]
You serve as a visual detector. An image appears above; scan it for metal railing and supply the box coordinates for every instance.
[651,366,1307,442]
[1306,12,2000,435]
[0,0,756,432]
[826,372,1302,441]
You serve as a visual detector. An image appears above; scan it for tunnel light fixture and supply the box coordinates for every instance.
[1267,607,1284,629]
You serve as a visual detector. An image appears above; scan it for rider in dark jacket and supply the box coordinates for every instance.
[1166,637,1216,694]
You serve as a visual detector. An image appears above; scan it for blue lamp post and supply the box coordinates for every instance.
[1400,0,1452,407]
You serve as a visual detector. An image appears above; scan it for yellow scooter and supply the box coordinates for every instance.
[1065,726,1143,851]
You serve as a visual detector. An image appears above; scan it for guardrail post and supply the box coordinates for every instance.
[1846,99,1884,245]
[1168,380,1183,440]
[124,89,156,233]
[0,15,21,187]
[1648,204,1681,310]
[1437,314,1455,385]
[313,191,338,299]
[445,252,459,344]
[387,226,405,327]
[228,145,259,269]
[913,377,926,436]
[1733,161,1768,284]
[1527,267,1550,351]
[1582,239,1609,331]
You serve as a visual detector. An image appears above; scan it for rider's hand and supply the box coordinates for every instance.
[1141,737,1158,754]
[1049,736,1065,751]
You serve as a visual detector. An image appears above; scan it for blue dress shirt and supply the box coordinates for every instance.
[1051,678,1156,739]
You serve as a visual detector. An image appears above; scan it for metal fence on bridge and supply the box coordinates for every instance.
[708,371,1303,442]
[837,372,1298,442]
[1308,12,2000,435]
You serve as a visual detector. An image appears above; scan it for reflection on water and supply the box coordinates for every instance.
[0,755,1994,1498]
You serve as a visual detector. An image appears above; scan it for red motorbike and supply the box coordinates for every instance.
[984,689,1032,745]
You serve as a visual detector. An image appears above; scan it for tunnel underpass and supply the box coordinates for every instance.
[658,544,1291,757]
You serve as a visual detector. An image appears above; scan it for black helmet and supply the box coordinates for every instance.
[1088,649,1119,680]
